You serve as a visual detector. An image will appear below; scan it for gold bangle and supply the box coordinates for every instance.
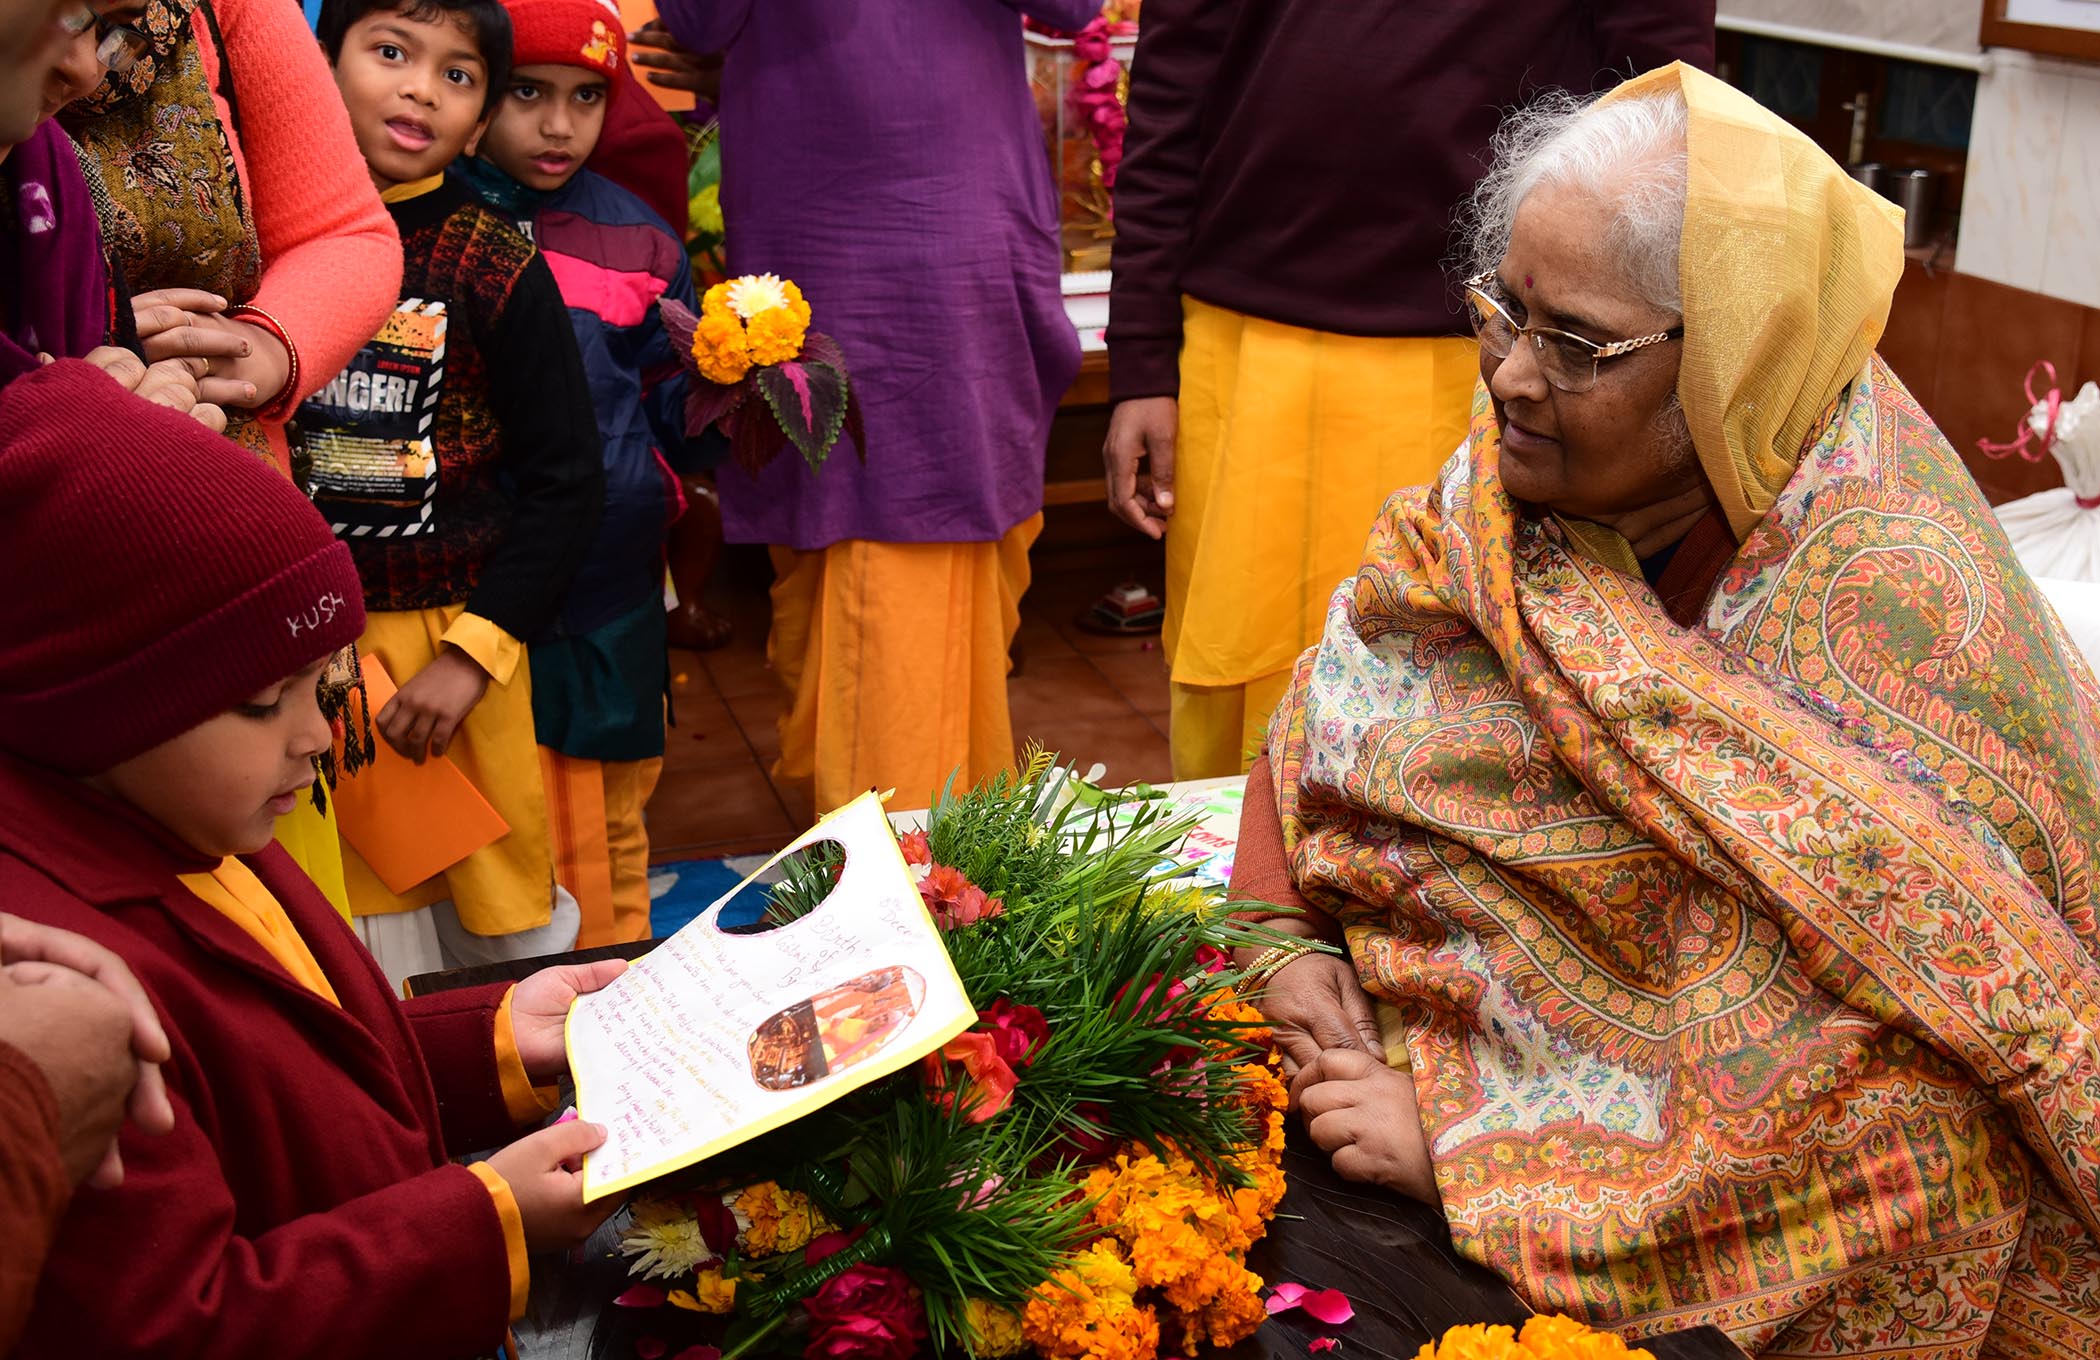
[1235,942,1316,996]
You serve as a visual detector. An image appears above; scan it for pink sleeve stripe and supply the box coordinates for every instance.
[541,250,670,328]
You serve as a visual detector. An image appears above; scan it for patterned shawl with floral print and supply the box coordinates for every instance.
[1271,355,2100,1355]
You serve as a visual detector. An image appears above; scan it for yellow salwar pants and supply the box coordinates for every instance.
[539,749,662,947]
[341,604,557,936]
[767,515,1040,817]
[1165,297,1477,778]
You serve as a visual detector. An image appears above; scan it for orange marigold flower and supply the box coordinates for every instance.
[1023,1242,1160,1360]
[731,1181,829,1256]
[744,304,807,365]
[692,311,752,384]
[1417,1323,1528,1360]
[1188,1263,1267,1347]
[1516,1316,1656,1360]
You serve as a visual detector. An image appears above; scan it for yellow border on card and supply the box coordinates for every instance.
[567,792,974,1202]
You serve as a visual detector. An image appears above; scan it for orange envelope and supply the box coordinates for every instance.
[331,653,509,895]
[617,0,696,113]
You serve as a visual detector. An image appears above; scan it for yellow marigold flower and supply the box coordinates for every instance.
[701,281,736,321]
[1516,1315,1655,1360]
[744,305,807,365]
[1023,1243,1159,1360]
[617,1194,715,1280]
[1069,1240,1139,1302]
[731,1181,830,1256]
[1419,1323,1527,1360]
[694,1266,737,1313]
[693,311,752,384]
[961,1298,1028,1357]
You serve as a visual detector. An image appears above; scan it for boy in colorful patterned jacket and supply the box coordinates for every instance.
[303,0,605,981]
[461,0,695,947]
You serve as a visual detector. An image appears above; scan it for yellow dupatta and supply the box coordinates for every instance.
[1272,63,2100,1354]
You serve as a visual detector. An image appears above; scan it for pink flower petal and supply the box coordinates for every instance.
[636,1339,668,1360]
[1266,1281,1310,1315]
[613,1284,667,1308]
[1309,1341,1339,1355]
[1302,1289,1356,1325]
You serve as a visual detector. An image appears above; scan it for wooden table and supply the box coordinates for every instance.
[414,945,1745,1360]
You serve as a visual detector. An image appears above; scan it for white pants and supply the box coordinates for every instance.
[354,885,581,996]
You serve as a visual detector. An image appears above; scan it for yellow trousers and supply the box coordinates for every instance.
[1166,297,1477,778]
[768,516,1039,816]
[539,749,662,946]
[341,605,556,935]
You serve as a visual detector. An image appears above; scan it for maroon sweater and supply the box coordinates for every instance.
[0,1042,66,1355]
[0,753,527,1360]
[1107,0,1716,403]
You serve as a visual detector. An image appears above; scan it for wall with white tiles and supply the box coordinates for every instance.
[1957,50,2100,308]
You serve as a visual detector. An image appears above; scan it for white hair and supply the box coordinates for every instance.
[1462,88,1691,317]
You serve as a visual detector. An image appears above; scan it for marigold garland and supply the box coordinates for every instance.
[1415,1316,1660,1360]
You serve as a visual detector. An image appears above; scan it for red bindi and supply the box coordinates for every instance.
[1524,274,1534,290]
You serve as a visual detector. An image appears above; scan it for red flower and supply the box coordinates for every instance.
[1112,971,1189,1024]
[1059,1101,1119,1165]
[920,1032,1019,1123]
[802,1265,927,1360]
[918,863,1004,930]
[804,1224,867,1266]
[978,998,1050,1068]
[1192,943,1232,975]
[684,1192,739,1260]
[897,829,930,867]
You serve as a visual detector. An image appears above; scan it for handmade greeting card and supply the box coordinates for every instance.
[566,792,975,1201]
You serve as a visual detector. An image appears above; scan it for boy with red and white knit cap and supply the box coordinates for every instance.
[0,360,623,1359]
[460,0,700,948]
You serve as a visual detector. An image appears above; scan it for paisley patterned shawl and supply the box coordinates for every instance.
[1271,65,2100,1360]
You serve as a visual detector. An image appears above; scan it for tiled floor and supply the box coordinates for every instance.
[650,547,1171,863]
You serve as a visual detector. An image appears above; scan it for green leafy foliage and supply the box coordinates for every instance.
[666,748,1331,1359]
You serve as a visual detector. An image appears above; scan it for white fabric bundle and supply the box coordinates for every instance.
[1997,380,2100,582]
[2035,576,2100,672]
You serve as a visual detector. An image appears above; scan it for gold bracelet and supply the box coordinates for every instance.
[1234,941,1316,996]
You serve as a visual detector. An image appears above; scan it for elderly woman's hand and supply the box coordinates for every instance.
[1292,1048,1439,1203]
[1242,932,1382,1077]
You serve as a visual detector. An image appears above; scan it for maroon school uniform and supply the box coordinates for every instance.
[0,753,524,1360]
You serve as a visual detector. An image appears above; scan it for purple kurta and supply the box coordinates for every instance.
[659,0,1090,549]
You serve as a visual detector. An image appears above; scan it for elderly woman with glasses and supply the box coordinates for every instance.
[1229,62,2100,1352]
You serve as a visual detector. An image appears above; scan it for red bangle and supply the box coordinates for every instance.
[225,302,301,421]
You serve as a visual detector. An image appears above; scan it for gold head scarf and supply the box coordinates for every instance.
[1602,62,1906,541]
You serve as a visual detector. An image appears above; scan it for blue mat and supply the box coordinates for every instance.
[648,857,771,938]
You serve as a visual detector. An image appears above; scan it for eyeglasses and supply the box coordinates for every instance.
[57,1,149,74]
[1462,271,1682,394]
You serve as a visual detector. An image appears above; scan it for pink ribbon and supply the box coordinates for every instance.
[1977,359,2064,463]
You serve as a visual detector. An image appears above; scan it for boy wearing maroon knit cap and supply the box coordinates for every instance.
[0,361,624,1360]
[461,0,699,949]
